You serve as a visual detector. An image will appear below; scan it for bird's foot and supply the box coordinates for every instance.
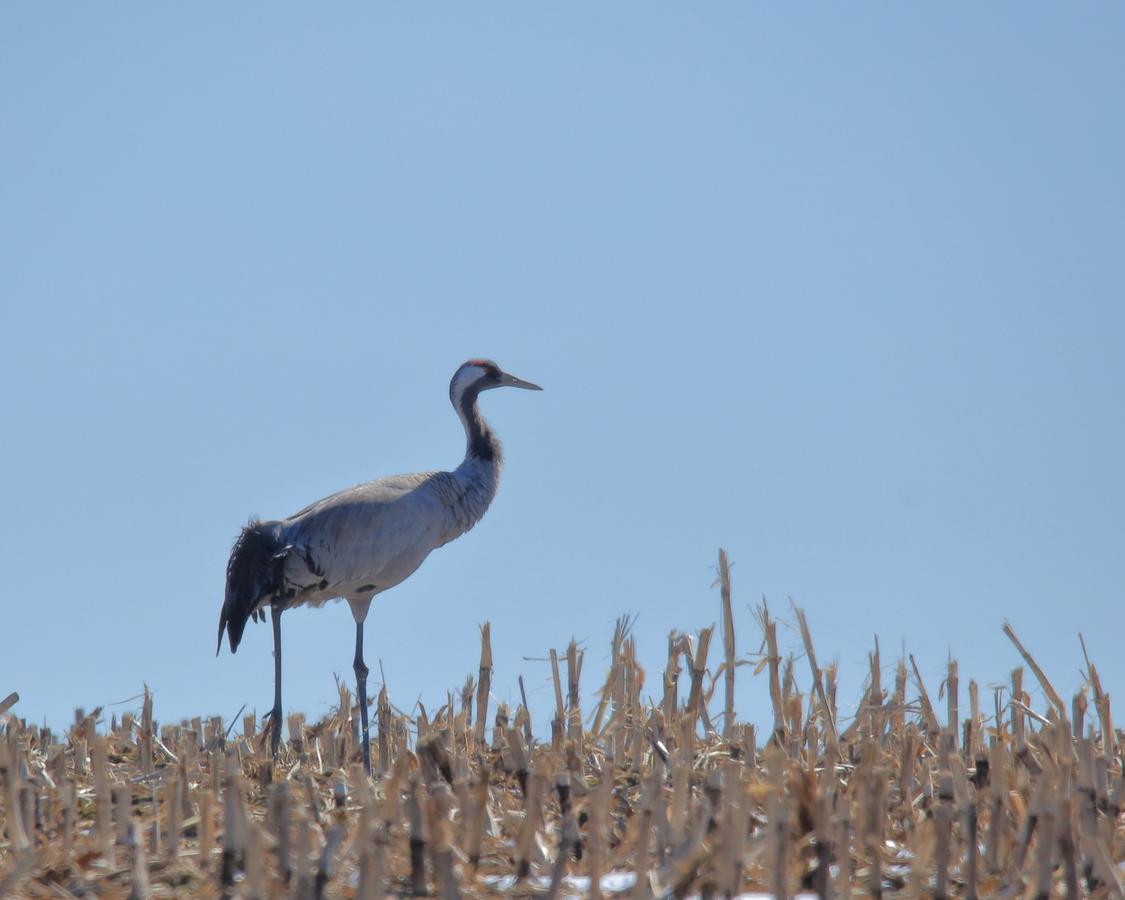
[262,707,283,758]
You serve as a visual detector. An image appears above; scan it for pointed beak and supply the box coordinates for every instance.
[498,371,543,391]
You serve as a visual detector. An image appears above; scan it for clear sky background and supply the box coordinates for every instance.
[3,6,1122,737]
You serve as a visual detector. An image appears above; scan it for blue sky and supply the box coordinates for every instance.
[3,5,1122,735]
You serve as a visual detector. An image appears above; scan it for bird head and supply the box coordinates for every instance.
[450,359,542,407]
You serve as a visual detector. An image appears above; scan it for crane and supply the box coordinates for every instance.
[217,359,541,773]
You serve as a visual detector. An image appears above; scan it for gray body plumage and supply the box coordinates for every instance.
[271,457,499,610]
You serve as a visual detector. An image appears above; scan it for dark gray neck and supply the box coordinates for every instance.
[459,388,503,463]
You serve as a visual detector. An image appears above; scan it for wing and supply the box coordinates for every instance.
[278,472,452,596]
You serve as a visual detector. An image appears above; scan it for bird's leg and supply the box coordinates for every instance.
[353,620,372,775]
[269,604,283,758]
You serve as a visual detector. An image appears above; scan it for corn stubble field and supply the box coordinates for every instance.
[2,552,1123,898]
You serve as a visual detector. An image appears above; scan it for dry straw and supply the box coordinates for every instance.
[1,550,1122,897]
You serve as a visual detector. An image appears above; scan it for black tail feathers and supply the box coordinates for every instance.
[217,520,286,655]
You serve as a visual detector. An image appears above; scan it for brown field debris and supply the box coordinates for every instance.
[2,552,1123,897]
